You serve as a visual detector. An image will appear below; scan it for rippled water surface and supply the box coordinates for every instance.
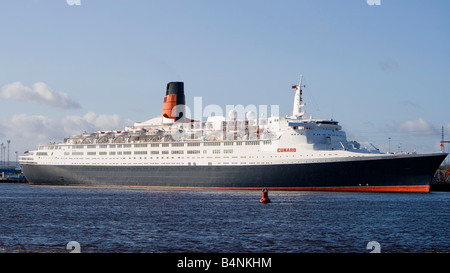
[0,183,449,253]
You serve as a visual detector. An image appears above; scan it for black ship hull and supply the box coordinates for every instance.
[21,153,447,192]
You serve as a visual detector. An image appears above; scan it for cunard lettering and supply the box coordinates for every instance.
[277,148,296,152]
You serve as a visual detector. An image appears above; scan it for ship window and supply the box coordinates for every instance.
[151,151,159,154]
[204,142,221,146]
[134,151,148,155]
[72,145,84,149]
[187,142,200,147]
[87,152,96,155]
[187,150,200,154]
[171,143,184,147]
[151,143,160,147]
[99,145,107,148]
[134,144,148,148]
[224,142,234,146]
[99,152,107,155]
[245,141,259,145]
[162,143,170,147]
[87,145,96,149]
[109,151,116,155]
[171,150,184,154]
[162,151,169,154]
[36,152,48,156]
[123,151,132,155]
[213,150,220,154]
[123,144,132,148]
[224,149,233,154]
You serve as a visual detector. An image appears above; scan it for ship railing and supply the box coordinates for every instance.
[64,126,278,144]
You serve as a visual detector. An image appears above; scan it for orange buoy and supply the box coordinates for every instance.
[260,187,271,203]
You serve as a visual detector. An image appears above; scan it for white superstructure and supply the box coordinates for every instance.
[20,76,382,168]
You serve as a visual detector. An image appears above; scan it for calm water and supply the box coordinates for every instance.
[0,183,449,253]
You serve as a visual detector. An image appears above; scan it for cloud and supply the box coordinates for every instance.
[389,118,440,136]
[1,112,133,152]
[1,81,81,109]
[61,112,131,136]
[375,118,444,153]
[444,123,450,140]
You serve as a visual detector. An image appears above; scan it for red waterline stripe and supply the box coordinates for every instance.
[28,183,430,193]
[269,186,430,193]
[122,185,430,193]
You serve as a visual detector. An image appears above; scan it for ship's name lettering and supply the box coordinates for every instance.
[277,148,296,152]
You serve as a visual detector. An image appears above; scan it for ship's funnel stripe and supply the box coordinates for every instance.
[162,82,186,121]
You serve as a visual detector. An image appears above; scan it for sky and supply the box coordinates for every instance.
[0,0,449,161]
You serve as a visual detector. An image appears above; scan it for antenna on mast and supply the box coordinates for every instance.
[291,74,306,119]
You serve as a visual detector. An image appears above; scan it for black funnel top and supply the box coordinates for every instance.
[166,82,184,95]
[166,82,185,106]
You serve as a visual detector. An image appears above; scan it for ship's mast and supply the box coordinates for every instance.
[291,74,305,119]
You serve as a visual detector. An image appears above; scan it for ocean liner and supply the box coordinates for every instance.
[20,76,447,192]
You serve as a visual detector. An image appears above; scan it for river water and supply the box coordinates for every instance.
[0,183,449,253]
